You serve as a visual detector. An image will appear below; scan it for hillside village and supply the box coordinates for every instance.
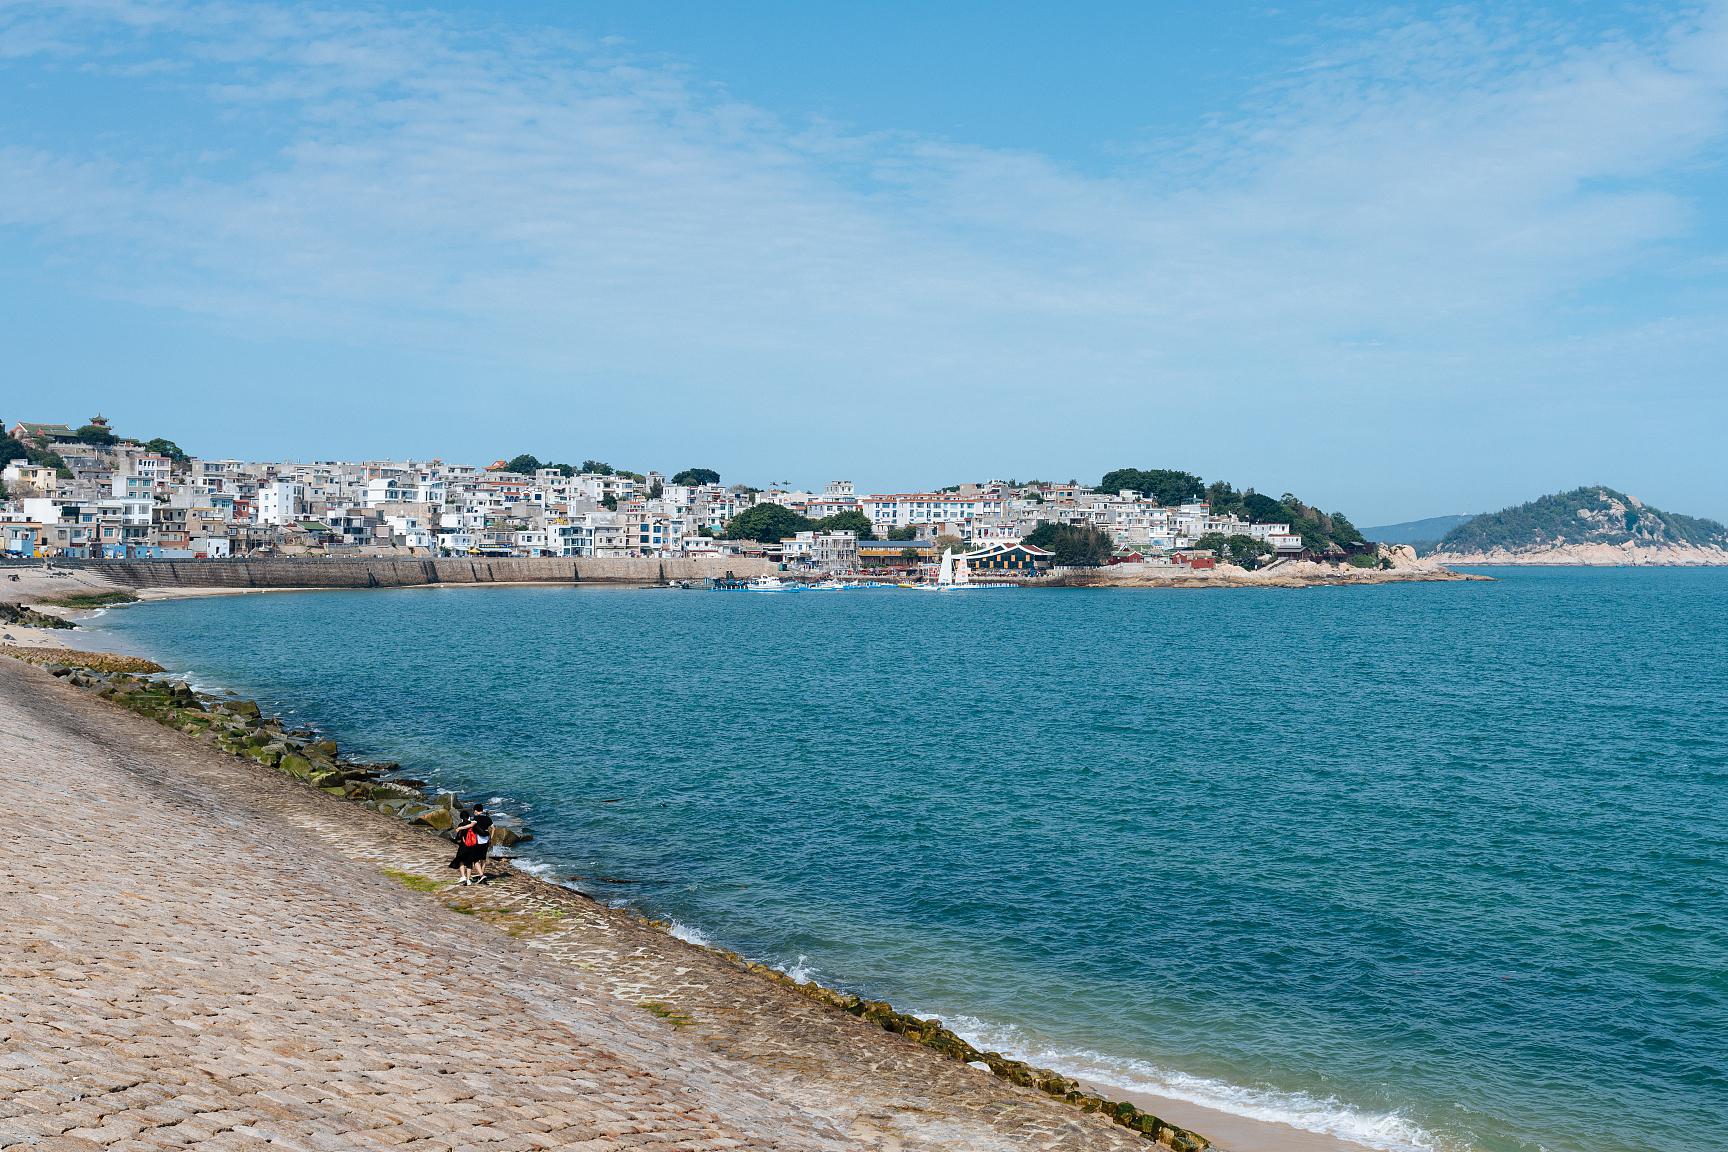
[2,416,1368,575]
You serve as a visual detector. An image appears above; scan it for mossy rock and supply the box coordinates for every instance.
[414,807,455,832]
[279,753,314,780]
[217,699,261,719]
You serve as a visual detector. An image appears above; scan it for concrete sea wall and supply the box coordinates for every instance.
[19,555,778,590]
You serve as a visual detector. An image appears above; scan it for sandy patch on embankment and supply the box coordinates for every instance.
[1077,1083,1374,1152]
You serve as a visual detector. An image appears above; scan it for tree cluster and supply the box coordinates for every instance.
[1204,482,1364,553]
[671,468,720,486]
[722,503,876,543]
[503,454,576,477]
[1022,522,1113,566]
[1191,532,1273,569]
[1098,468,1205,506]
[75,422,119,446]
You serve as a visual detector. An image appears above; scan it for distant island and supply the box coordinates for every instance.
[1430,487,1728,565]
[1362,514,1478,553]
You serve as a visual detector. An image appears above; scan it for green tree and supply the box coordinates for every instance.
[75,422,119,446]
[505,453,543,474]
[0,432,28,465]
[601,494,618,511]
[142,437,188,464]
[672,468,720,486]
[1191,532,1229,554]
[724,502,812,542]
[581,460,614,475]
[35,448,70,478]
[886,525,918,541]
[814,510,874,539]
[1023,523,1112,566]
[1223,534,1272,568]
[1098,468,1205,505]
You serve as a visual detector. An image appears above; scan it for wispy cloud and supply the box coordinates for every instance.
[3,0,1727,511]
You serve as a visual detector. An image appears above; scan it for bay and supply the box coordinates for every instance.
[89,568,1728,1152]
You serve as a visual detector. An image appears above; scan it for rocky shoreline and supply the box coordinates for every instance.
[24,653,1213,1152]
[1041,554,1488,589]
[1431,542,1728,565]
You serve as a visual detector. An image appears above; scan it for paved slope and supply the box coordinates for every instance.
[0,660,1155,1152]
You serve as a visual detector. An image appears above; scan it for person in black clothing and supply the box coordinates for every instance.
[448,802,495,886]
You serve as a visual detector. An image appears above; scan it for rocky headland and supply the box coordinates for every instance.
[1430,486,1728,566]
[1041,546,1486,589]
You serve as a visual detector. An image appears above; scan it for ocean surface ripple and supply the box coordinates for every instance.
[93,569,1728,1152]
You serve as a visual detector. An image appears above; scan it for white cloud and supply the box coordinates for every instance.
[2,0,1727,515]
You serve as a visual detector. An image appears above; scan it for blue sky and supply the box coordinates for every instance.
[3,1,1727,523]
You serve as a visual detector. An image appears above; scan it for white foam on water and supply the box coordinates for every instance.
[927,1013,1450,1152]
[774,954,819,984]
[508,855,559,882]
[667,920,711,946]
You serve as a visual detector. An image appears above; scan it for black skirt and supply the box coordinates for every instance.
[449,841,489,867]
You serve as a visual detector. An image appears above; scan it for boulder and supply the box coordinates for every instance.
[217,699,261,720]
[414,807,455,832]
[491,825,533,848]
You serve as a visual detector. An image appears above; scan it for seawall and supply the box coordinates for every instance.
[9,554,778,591]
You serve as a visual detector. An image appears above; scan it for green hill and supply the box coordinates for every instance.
[1438,487,1728,554]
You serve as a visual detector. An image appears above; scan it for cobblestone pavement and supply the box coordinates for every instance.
[0,661,1154,1151]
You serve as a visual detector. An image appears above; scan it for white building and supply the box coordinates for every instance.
[256,481,304,527]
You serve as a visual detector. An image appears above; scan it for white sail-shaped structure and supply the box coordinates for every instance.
[936,548,955,586]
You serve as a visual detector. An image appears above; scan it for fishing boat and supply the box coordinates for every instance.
[744,576,794,592]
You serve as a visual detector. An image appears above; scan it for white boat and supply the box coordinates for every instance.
[744,576,793,592]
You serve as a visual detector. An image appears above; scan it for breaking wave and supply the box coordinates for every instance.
[925,1013,1450,1152]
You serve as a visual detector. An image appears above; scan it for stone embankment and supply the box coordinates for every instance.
[7,554,777,593]
[2,656,1213,1152]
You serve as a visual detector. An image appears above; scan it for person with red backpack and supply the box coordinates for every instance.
[448,802,493,886]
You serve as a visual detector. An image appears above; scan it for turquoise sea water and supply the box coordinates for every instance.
[90,570,1728,1152]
